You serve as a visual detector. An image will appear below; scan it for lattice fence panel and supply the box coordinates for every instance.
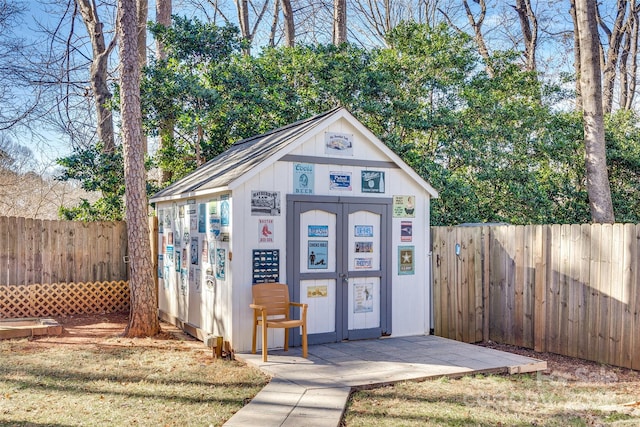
[0,285,33,318]
[1,281,130,318]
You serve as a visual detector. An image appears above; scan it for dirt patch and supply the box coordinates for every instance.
[28,312,206,355]
[478,341,640,384]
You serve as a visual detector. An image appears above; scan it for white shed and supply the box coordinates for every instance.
[149,107,439,353]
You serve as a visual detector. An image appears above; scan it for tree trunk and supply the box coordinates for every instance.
[599,0,627,113]
[155,0,173,184]
[626,5,639,109]
[196,124,204,166]
[575,0,615,224]
[76,0,116,153]
[570,0,582,110]
[137,0,148,67]
[235,0,251,52]
[514,0,537,71]
[619,20,631,109]
[232,0,270,52]
[137,0,148,156]
[118,0,160,337]
[281,0,295,47]
[269,0,280,47]
[333,0,347,45]
[155,0,172,60]
[619,3,638,110]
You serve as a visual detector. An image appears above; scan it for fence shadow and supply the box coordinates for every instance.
[432,224,640,370]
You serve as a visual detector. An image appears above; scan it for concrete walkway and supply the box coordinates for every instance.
[225,335,546,426]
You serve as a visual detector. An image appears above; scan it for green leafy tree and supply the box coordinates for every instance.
[144,17,244,182]
[142,18,639,226]
[57,144,125,221]
[56,143,159,221]
[605,110,640,222]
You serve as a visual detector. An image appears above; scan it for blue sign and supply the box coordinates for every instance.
[294,163,314,194]
[308,241,328,269]
[220,195,230,226]
[198,204,207,233]
[329,172,352,191]
[308,225,329,237]
[354,225,374,237]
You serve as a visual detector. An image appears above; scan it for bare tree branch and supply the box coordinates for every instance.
[461,0,493,77]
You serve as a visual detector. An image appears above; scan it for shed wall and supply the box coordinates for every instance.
[230,119,432,352]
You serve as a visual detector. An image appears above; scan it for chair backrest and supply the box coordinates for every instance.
[252,283,291,318]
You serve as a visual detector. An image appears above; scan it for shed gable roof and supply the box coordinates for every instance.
[150,107,438,202]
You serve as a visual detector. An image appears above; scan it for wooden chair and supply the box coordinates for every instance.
[250,283,308,362]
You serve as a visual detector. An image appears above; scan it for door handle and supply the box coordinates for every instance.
[339,273,349,281]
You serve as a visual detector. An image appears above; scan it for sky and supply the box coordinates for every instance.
[6,1,75,169]
[13,0,168,170]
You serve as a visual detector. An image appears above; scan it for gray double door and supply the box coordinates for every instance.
[287,195,392,345]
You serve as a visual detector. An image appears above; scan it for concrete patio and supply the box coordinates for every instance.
[226,335,547,426]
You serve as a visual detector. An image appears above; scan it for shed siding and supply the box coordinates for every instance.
[156,196,233,341]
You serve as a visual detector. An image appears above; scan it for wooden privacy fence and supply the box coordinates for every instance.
[0,281,130,318]
[0,216,128,286]
[432,224,640,370]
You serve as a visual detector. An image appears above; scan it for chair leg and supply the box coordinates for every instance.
[252,321,257,355]
[302,324,308,358]
[284,327,289,352]
[262,323,268,362]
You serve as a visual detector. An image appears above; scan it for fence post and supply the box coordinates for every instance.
[533,224,548,352]
[482,226,490,342]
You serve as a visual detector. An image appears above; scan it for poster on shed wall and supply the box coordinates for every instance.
[401,221,413,242]
[259,219,274,243]
[198,204,206,233]
[361,171,385,193]
[325,132,354,156]
[180,269,187,295]
[221,195,230,225]
[252,249,280,283]
[353,282,374,313]
[308,241,328,269]
[307,285,328,298]
[251,191,281,216]
[209,216,221,237]
[205,268,215,291]
[294,163,314,194]
[190,237,199,265]
[393,195,416,218]
[216,249,226,280]
[193,268,201,293]
[329,172,352,191]
[398,246,415,275]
